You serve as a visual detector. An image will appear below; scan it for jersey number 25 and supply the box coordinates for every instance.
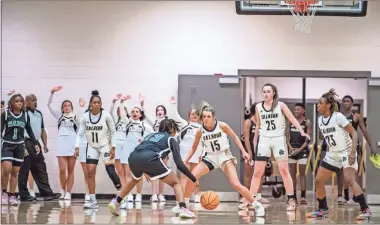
[265,120,276,131]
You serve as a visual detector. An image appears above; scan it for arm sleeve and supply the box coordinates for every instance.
[47,93,62,119]
[1,112,6,134]
[25,114,38,144]
[105,112,117,147]
[336,113,350,128]
[75,116,86,147]
[169,137,197,182]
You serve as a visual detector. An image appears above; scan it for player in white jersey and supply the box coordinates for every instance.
[177,102,265,217]
[48,86,85,200]
[75,90,118,209]
[307,89,371,220]
[244,83,309,211]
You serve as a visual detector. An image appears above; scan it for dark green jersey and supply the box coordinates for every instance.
[1,109,37,144]
[135,132,171,157]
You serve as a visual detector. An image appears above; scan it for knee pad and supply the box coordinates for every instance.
[105,165,121,189]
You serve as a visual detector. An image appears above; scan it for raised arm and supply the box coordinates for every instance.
[119,95,131,124]
[47,91,62,119]
[167,96,188,129]
[105,112,117,148]
[139,94,155,126]
[169,137,196,182]
[184,128,202,163]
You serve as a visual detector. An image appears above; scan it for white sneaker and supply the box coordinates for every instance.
[108,198,120,216]
[151,194,158,202]
[9,196,20,205]
[127,194,134,202]
[337,196,346,205]
[84,200,98,209]
[252,201,265,217]
[158,194,166,202]
[64,192,71,200]
[172,205,181,214]
[119,198,127,209]
[179,207,196,219]
[194,194,201,203]
[85,193,91,203]
[135,194,142,202]
[286,198,296,211]
[239,197,244,203]
[29,190,36,198]
[59,190,66,200]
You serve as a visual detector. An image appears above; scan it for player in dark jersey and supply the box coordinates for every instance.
[242,103,268,203]
[287,103,311,205]
[108,119,196,219]
[1,94,39,205]
[336,95,376,204]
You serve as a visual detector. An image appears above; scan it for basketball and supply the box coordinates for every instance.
[200,191,219,210]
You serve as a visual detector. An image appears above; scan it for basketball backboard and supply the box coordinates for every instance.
[236,0,367,16]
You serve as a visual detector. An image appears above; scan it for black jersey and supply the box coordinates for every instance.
[289,119,308,148]
[1,110,37,144]
[136,132,171,158]
[346,113,359,131]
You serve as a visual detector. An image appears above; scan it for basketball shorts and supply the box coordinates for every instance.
[128,150,171,181]
[256,136,288,162]
[320,150,358,173]
[86,144,113,165]
[289,147,309,165]
[56,135,76,157]
[1,142,25,166]
[202,149,237,171]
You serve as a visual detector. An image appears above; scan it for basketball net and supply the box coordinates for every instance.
[284,0,318,33]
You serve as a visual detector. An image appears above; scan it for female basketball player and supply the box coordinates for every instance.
[108,119,196,218]
[1,94,39,205]
[307,89,371,220]
[120,103,149,204]
[179,102,265,217]
[174,108,202,203]
[242,103,269,204]
[287,103,311,205]
[48,86,79,200]
[75,90,118,209]
[245,83,310,211]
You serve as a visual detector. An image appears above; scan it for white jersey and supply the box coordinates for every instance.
[318,112,352,152]
[125,120,146,143]
[57,114,77,136]
[201,120,230,154]
[258,102,286,137]
[179,122,202,151]
[114,118,127,141]
[81,110,115,148]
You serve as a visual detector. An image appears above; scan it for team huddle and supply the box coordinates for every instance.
[0,84,375,220]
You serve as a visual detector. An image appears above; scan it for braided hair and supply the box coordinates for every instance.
[8,93,25,112]
[158,119,180,133]
[321,89,339,113]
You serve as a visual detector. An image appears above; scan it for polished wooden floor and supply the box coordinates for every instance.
[1,196,379,224]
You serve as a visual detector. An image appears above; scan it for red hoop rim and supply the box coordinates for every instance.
[284,0,319,13]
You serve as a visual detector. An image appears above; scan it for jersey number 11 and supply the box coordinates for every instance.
[92,132,99,143]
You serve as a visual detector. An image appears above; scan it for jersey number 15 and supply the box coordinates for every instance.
[210,140,221,151]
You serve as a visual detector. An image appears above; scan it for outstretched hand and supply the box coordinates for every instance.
[139,93,144,107]
[113,94,122,103]
[79,98,86,107]
[51,86,63,94]
[170,96,176,104]
[120,95,131,103]
[7,90,16,96]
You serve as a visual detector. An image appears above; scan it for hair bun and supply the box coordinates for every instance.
[91,90,99,96]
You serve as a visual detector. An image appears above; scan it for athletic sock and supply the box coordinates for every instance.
[344,189,349,201]
[301,190,306,198]
[317,197,327,210]
[2,189,6,193]
[179,202,187,208]
[116,196,123,203]
[355,194,369,211]
[287,194,296,201]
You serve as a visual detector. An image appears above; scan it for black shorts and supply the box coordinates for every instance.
[1,142,25,166]
[128,150,171,181]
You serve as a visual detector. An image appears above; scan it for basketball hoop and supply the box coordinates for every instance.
[284,0,319,33]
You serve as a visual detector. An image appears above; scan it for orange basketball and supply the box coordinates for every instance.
[200,191,219,210]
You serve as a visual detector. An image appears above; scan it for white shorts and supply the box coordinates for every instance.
[256,136,288,161]
[202,149,237,171]
[86,144,113,165]
[120,140,140,165]
[56,135,76,157]
[78,142,88,163]
[114,139,125,160]
[289,158,308,165]
[180,145,202,164]
[321,151,358,172]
